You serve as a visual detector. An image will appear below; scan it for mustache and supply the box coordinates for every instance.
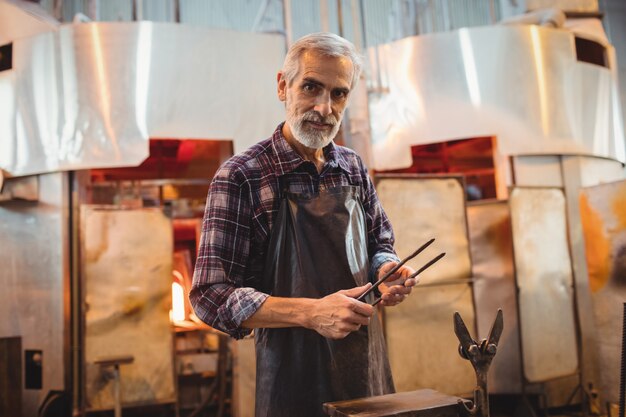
[301,111,338,126]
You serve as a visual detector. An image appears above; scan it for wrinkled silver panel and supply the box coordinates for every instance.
[0,22,284,176]
[376,176,475,395]
[368,25,625,170]
[580,179,626,404]
[0,173,68,417]
[510,188,578,382]
[81,206,175,410]
[467,201,522,393]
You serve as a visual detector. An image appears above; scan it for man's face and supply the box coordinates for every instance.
[278,50,354,149]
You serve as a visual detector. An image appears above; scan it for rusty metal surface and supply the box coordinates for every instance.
[376,174,474,396]
[509,188,579,383]
[323,388,466,417]
[580,179,626,404]
[81,206,175,410]
[467,201,522,394]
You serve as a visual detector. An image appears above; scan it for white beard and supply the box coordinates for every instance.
[286,105,341,149]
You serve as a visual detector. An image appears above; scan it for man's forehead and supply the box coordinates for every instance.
[295,50,353,87]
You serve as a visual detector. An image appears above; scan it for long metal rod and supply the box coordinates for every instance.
[619,303,626,417]
[371,252,445,306]
[357,238,435,302]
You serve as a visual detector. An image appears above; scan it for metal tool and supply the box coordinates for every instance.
[357,238,445,306]
[370,252,446,306]
[454,309,503,417]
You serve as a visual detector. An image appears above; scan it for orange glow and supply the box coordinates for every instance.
[580,193,611,292]
[171,280,186,322]
[611,183,626,230]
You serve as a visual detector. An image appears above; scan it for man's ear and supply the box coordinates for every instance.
[277,71,287,102]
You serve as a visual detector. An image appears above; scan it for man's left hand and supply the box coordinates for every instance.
[377,262,417,307]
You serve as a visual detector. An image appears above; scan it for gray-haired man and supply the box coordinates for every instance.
[191,32,417,417]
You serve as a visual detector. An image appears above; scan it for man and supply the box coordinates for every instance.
[191,32,417,417]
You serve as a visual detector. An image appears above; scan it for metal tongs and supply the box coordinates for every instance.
[357,238,446,306]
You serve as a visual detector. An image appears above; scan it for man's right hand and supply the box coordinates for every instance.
[306,283,375,339]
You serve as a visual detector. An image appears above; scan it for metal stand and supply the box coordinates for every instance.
[454,309,503,417]
[94,355,135,417]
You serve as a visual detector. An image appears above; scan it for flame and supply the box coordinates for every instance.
[171,281,186,322]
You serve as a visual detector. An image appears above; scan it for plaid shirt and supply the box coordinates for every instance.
[190,123,399,339]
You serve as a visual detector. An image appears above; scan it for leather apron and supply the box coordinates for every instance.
[254,185,394,417]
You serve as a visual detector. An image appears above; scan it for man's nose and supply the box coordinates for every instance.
[313,93,332,117]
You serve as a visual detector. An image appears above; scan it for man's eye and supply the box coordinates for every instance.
[332,90,347,99]
[303,84,317,93]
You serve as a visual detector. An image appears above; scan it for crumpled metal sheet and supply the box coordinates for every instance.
[467,201,522,394]
[367,25,625,171]
[375,176,475,396]
[0,22,284,176]
[580,179,626,404]
[509,188,579,383]
[81,206,175,410]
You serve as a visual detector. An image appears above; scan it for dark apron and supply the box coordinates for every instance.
[254,185,394,417]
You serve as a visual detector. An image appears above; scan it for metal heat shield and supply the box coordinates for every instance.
[81,206,175,410]
[375,175,475,396]
[509,188,578,383]
[467,201,522,393]
[0,173,68,417]
[580,179,626,404]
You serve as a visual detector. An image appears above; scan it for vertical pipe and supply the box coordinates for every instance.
[488,0,497,24]
[70,171,85,416]
[136,0,143,20]
[358,0,367,48]
[320,0,330,32]
[113,365,121,417]
[441,0,451,31]
[619,303,626,417]
[282,0,293,48]
[53,0,63,21]
[337,0,344,37]
[173,0,180,23]
[86,0,98,21]
[351,0,363,50]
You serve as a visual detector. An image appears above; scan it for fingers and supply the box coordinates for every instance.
[312,287,376,339]
[340,282,372,299]
[379,263,417,286]
[378,265,418,307]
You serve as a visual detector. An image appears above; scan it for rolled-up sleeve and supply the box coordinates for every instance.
[190,166,269,339]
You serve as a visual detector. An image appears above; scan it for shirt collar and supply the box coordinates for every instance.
[271,122,352,176]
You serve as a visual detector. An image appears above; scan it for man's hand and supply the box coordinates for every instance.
[377,262,417,307]
[307,283,374,339]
